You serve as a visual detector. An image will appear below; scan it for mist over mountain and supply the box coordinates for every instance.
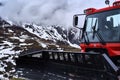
[0,0,114,28]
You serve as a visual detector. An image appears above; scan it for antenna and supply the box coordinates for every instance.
[105,0,110,6]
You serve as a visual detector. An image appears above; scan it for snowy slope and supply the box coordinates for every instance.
[22,23,80,48]
[0,19,80,53]
[23,24,66,42]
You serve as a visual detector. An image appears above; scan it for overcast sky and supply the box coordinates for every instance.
[0,0,115,27]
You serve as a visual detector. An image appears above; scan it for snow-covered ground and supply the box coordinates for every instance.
[0,45,23,79]
[0,54,15,80]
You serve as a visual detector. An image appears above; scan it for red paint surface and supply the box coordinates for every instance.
[80,43,120,57]
[85,1,120,15]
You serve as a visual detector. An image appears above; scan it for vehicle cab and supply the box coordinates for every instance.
[73,1,120,57]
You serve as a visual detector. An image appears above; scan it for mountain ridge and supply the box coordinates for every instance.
[0,18,80,54]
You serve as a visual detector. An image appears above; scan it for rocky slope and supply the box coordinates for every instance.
[0,18,80,53]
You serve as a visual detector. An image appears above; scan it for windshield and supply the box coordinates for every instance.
[84,9,120,43]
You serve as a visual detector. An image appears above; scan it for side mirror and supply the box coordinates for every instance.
[73,15,78,27]
[73,14,86,40]
[73,14,86,29]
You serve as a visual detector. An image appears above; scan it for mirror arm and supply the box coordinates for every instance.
[75,14,86,16]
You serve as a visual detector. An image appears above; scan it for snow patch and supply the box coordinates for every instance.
[0,46,4,50]
[6,20,13,25]
[19,39,25,42]
[68,41,80,49]
[20,43,33,46]
[3,41,13,47]
[40,42,47,48]
[8,29,14,33]
[0,48,14,54]
[20,35,29,39]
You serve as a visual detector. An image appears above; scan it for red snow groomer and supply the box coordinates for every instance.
[73,0,120,62]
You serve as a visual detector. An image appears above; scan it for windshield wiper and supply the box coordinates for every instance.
[96,31,106,45]
[82,20,90,45]
[83,32,90,45]
[92,19,106,45]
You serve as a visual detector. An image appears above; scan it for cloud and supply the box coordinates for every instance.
[0,0,115,28]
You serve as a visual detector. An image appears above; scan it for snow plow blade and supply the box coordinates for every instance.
[16,50,120,80]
